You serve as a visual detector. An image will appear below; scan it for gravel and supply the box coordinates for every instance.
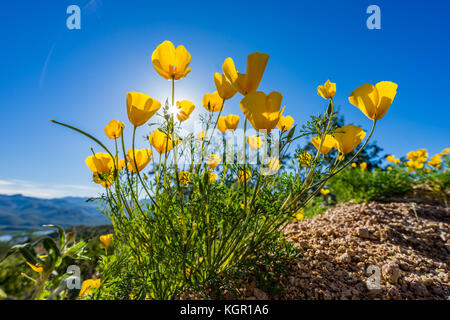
[180,199,449,300]
[280,200,449,299]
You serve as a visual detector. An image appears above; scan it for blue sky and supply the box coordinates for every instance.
[0,0,449,198]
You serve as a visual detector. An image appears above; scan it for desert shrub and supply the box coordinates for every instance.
[326,165,413,203]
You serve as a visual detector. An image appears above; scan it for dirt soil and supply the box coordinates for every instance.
[279,199,449,299]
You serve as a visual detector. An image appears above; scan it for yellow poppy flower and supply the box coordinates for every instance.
[151,40,191,80]
[217,115,239,133]
[93,172,114,188]
[222,52,269,96]
[214,72,237,100]
[320,188,330,195]
[247,135,263,150]
[277,115,294,132]
[360,162,367,171]
[237,168,251,183]
[99,234,113,248]
[202,91,224,112]
[387,166,392,171]
[85,153,117,174]
[176,100,195,122]
[207,154,221,169]
[317,80,336,99]
[311,134,337,154]
[292,210,304,221]
[440,148,449,155]
[348,81,398,120]
[240,91,284,133]
[127,92,161,127]
[351,163,357,168]
[394,159,400,165]
[27,262,43,273]
[333,125,366,154]
[298,152,312,167]
[126,149,153,172]
[149,130,179,154]
[104,120,124,139]
[79,279,101,297]
[178,171,191,185]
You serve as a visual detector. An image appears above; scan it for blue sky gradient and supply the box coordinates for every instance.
[1,0,449,197]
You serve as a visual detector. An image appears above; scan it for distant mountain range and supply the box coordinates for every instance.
[0,194,109,231]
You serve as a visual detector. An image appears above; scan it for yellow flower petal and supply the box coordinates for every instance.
[374,81,398,119]
[240,91,283,133]
[333,125,366,154]
[348,83,379,120]
[311,135,337,154]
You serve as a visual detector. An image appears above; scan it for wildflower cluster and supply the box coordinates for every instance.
[44,40,397,299]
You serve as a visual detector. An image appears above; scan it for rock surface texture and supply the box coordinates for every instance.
[281,200,449,299]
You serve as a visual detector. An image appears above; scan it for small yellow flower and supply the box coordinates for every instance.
[292,210,304,221]
[93,172,114,188]
[185,268,191,277]
[385,155,395,163]
[333,125,366,154]
[178,171,191,185]
[386,166,392,171]
[320,188,330,195]
[149,130,179,154]
[99,234,113,248]
[237,168,251,183]
[27,262,43,273]
[208,172,218,183]
[104,120,124,139]
[440,148,449,155]
[197,131,206,140]
[126,149,153,173]
[126,92,161,127]
[176,100,195,122]
[298,152,312,167]
[79,279,101,297]
[311,135,337,154]
[394,159,400,165]
[276,115,294,132]
[360,162,367,171]
[151,40,191,80]
[247,135,263,150]
[202,91,224,112]
[217,114,239,133]
[427,154,442,169]
[348,81,398,120]
[214,72,237,100]
[222,52,269,96]
[338,154,345,161]
[351,163,357,168]
[265,158,282,175]
[207,154,221,169]
[317,80,336,99]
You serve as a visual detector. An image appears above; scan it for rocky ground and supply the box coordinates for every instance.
[278,199,449,299]
[181,199,449,300]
